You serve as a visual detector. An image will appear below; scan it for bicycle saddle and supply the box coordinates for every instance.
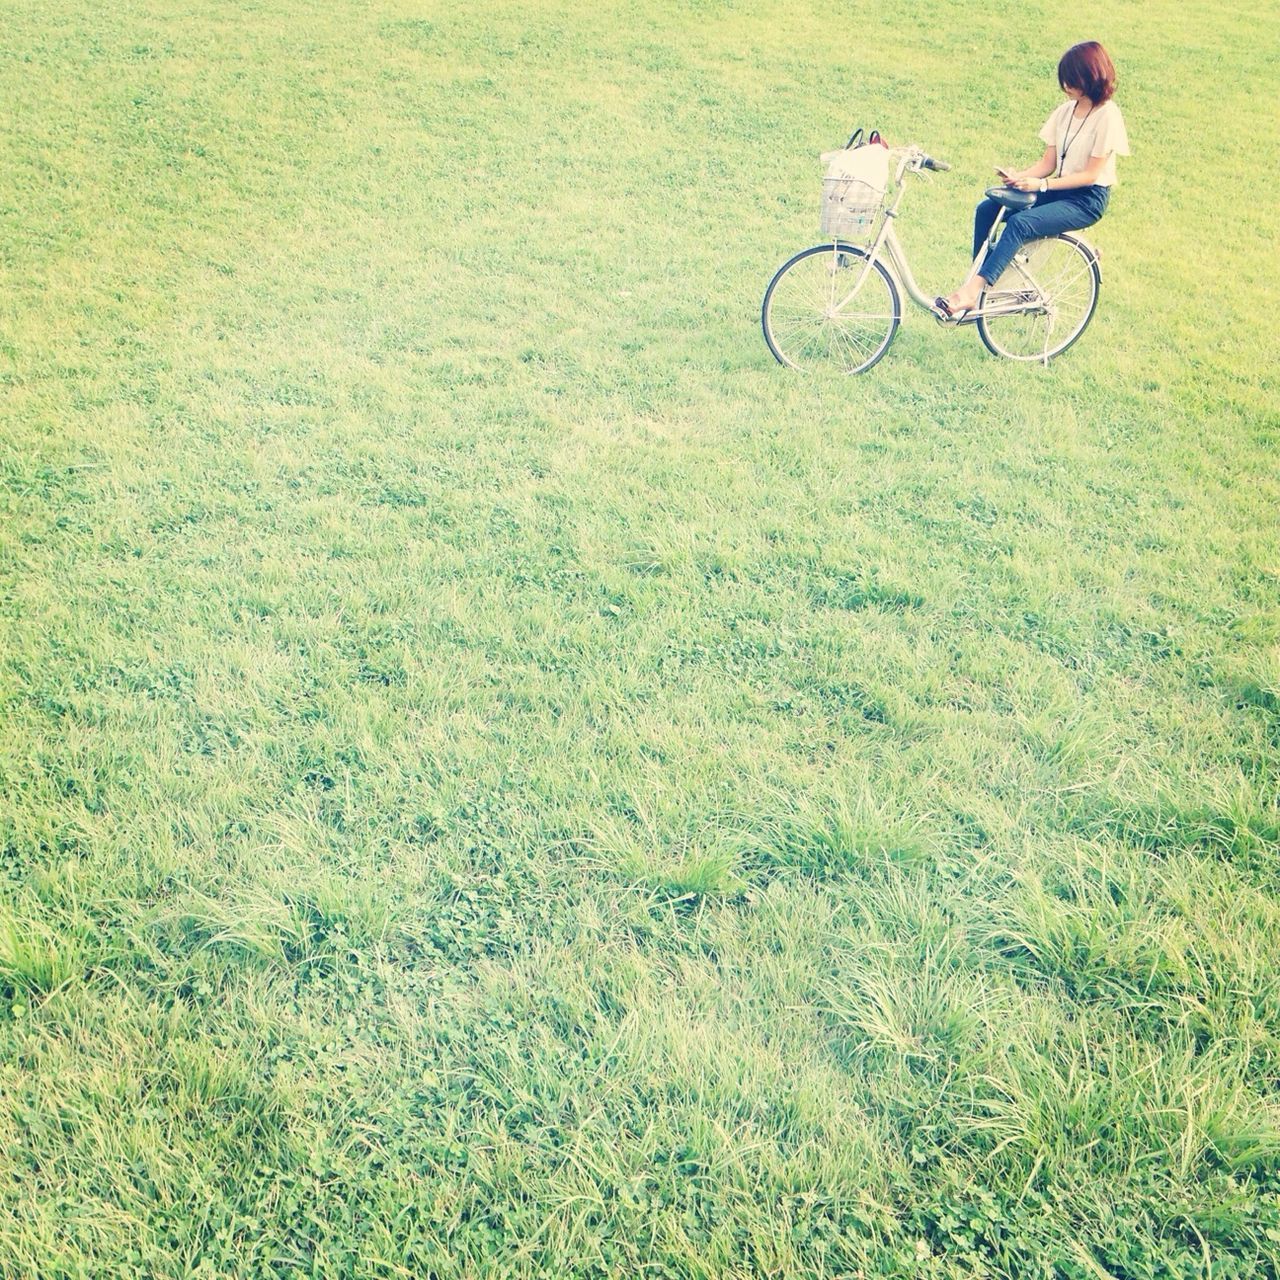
[986,186,1038,211]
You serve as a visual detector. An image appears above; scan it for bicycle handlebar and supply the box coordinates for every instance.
[890,146,951,175]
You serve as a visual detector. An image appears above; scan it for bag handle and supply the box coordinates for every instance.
[843,128,890,150]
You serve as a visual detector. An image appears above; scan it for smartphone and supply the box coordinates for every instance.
[994,166,1013,183]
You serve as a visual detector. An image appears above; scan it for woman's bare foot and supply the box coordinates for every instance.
[939,278,985,316]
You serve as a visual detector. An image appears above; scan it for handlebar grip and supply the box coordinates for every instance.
[923,156,951,172]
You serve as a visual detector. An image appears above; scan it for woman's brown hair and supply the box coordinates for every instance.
[1058,41,1117,105]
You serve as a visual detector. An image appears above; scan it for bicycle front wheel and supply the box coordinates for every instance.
[762,244,900,374]
[977,233,1100,363]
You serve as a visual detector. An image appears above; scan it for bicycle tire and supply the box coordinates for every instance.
[976,233,1100,363]
[762,243,901,375]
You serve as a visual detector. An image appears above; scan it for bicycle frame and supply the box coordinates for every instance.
[831,154,1047,322]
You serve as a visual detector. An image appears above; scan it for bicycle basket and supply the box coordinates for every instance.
[820,176,884,240]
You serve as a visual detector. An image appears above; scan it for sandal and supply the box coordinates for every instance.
[934,296,970,321]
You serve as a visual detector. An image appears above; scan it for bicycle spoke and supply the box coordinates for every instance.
[768,314,827,350]
[828,325,867,368]
[1039,259,1092,298]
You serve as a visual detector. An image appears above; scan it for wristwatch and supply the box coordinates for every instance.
[1038,179,1048,193]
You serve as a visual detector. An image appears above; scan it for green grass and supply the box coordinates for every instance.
[2,0,1278,1275]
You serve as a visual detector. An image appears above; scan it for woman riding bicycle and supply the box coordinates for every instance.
[937,41,1129,320]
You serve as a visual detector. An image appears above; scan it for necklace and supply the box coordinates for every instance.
[1057,103,1096,177]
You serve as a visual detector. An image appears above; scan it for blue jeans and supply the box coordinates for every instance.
[975,185,1110,283]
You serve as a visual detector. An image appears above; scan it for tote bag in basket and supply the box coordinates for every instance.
[819,136,890,241]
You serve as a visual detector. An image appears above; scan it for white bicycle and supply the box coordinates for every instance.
[762,143,1102,374]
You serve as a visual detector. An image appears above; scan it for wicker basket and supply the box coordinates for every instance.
[820,176,884,241]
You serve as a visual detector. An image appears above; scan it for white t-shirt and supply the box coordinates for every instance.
[1038,100,1130,186]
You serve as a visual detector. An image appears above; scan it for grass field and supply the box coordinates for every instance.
[2,0,1279,1275]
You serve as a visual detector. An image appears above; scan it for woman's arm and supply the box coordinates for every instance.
[1010,151,1109,192]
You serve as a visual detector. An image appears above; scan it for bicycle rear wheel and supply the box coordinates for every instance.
[977,233,1100,363]
[762,244,900,374]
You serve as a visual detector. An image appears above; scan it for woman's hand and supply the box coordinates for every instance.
[1009,176,1041,192]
